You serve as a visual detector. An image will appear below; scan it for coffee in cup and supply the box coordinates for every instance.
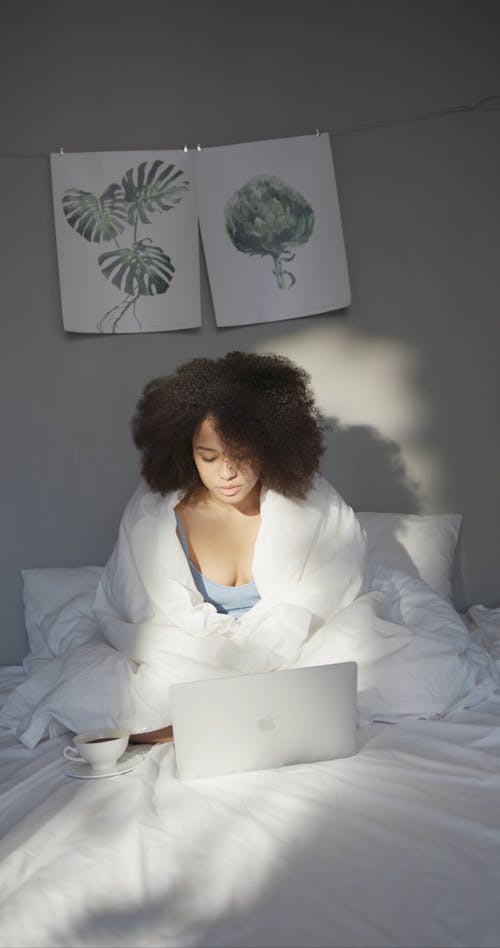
[63,728,129,773]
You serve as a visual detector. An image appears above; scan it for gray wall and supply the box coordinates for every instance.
[1,0,500,664]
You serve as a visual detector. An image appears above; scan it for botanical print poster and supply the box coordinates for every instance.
[50,150,200,333]
[195,133,350,327]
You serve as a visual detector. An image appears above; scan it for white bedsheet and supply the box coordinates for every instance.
[1,664,500,948]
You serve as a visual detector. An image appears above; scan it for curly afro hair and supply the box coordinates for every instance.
[131,350,325,499]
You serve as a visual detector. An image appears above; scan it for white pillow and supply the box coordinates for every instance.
[356,512,462,601]
[22,566,104,671]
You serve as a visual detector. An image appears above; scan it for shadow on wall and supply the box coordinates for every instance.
[322,417,421,514]
[322,417,426,589]
[252,322,444,512]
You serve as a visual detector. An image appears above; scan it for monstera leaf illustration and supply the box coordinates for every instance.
[61,158,189,332]
[98,238,174,296]
[62,184,128,242]
[121,160,189,226]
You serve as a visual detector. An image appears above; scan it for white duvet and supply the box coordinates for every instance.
[94,477,367,667]
[0,476,496,746]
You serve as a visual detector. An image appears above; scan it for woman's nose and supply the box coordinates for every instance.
[220,457,237,479]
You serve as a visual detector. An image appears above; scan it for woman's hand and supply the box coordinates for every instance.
[129,725,174,744]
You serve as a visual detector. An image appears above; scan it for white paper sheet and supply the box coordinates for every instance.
[196,133,351,326]
[50,150,200,333]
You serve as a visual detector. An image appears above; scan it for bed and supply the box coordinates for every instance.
[1,511,500,948]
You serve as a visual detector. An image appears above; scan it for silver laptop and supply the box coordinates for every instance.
[170,661,357,780]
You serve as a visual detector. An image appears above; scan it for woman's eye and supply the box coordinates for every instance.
[201,457,216,463]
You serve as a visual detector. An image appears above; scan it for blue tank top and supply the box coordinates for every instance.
[175,512,261,619]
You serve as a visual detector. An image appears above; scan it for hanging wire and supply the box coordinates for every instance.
[329,93,500,137]
[0,94,499,159]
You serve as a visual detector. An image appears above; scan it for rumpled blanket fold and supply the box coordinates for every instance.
[93,476,367,729]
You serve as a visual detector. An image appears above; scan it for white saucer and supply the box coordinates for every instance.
[63,754,142,780]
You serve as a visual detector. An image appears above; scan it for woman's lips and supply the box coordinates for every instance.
[217,485,240,495]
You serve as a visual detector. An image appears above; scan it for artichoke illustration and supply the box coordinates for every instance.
[225,174,315,289]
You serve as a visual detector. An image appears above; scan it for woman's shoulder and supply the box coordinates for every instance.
[120,480,179,528]
[262,474,348,518]
[305,473,350,510]
[304,476,363,539]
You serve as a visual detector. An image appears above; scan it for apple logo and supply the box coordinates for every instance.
[257,714,276,732]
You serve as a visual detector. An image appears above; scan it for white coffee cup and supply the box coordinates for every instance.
[63,728,129,773]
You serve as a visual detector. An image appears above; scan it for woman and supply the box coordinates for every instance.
[94,351,367,742]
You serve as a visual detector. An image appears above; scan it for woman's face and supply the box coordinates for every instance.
[192,416,261,508]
